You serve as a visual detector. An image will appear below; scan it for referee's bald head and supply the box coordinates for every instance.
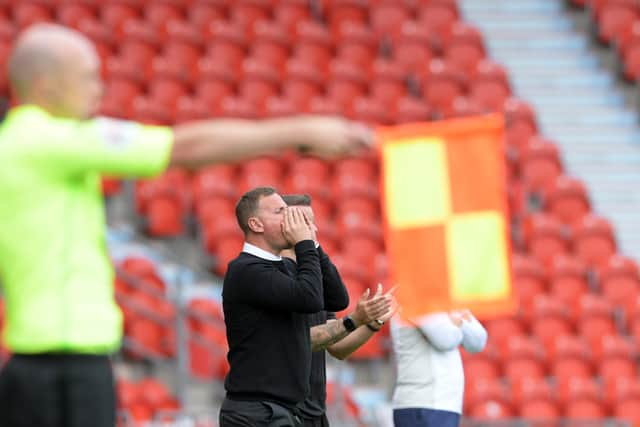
[8,24,103,119]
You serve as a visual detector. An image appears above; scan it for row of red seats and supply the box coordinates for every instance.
[465,376,640,423]
[513,253,640,320]
[115,257,235,373]
[569,0,640,81]
[117,377,180,425]
[1,0,460,45]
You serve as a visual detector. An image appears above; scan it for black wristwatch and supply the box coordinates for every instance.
[342,316,357,332]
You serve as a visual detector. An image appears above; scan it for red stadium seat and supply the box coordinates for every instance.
[548,255,588,313]
[607,377,640,408]
[518,400,559,427]
[614,398,640,425]
[282,58,324,109]
[327,59,368,109]
[132,96,173,125]
[545,175,590,226]
[503,358,545,385]
[599,254,640,312]
[120,20,160,68]
[502,335,544,365]
[144,3,182,31]
[212,235,244,276]
[275,0,310,32]
[370,60,407,105]
[512,254,547,316]
[444,22,486,76]
[549,335,592,367]
[417,1,459,51]
[565,400,606,420]
[597,2,638,45]
[530,296,573,353]
[573,214,616,269]
[203,215,242,254]
[216,96,258,119]
[13,2,52,29]
[148,79,188,110]
[465,378,510,411]
[422,59,465,114]
[560,377,601,408]
[335,22,377,68]
[519,137,563,194]
[192,165,237,201]
[328,0,368,34]
[187,3,224,31]
[511,377,555,409]
[77,18,114,64]
[240,58,281,107]
[463,356,500,381]
[469,400,513,420]
[230,0,270,28]
[393,96,433,123]
[101,3,138,32]
[351,97,392,125]
[146,196,184,237]
[57,3,96,28]
[195,196,235,225]
[205,21,247,69]
[522,213,568,267]
[577,294,616,347]
[294,20,333,70]
[283,157,331,201]
[392,21,434,73]
[504,97,538,151]
[485,317,525,351]
[164,20,204,67]
[370,2,410,38]
[333,158,378,200]
[251,20,290,68]
[469,60,511,112]
[174,97,211,123]
[600,357,637,389]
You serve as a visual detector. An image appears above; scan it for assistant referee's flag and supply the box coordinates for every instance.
[378,114,516,320]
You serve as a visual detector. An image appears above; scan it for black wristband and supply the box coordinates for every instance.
[366,324,381,333]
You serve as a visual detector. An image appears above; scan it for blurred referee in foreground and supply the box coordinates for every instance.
[0,24,371,427]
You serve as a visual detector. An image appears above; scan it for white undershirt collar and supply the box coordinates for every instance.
[242,242,282,261]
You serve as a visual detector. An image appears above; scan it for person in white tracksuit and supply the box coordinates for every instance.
[391,310,488,427]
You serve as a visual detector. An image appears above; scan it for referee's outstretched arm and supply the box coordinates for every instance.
[8,24,373,176]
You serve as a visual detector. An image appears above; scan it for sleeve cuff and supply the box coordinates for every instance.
[294,239,317,255]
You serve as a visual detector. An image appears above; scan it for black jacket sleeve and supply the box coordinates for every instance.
[317,245,350,312]
[230,240,324,313]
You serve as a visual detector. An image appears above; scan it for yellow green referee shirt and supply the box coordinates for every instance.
[0,105,173,354]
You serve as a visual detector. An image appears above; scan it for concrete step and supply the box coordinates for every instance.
[462,1,562,13]
[488,37,588,50]
[511,73,614,87]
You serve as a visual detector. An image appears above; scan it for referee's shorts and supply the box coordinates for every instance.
[0,353,116,427]
[393,407,461,427]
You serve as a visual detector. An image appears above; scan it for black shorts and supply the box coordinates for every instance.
[0,353,116,427]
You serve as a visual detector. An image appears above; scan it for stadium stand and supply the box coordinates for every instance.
[0,0,639,426]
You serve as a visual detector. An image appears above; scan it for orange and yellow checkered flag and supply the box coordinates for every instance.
[378,114,516,320]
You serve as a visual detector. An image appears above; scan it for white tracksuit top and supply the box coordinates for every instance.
[390,312,488,414]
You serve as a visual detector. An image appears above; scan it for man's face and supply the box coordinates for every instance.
[254,193,290,250]
[59,43,103,119]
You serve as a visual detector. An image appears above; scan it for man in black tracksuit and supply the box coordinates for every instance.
[220,188,391,427]
[220,187,321,426]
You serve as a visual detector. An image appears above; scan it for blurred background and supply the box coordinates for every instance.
[3,0,640,426]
